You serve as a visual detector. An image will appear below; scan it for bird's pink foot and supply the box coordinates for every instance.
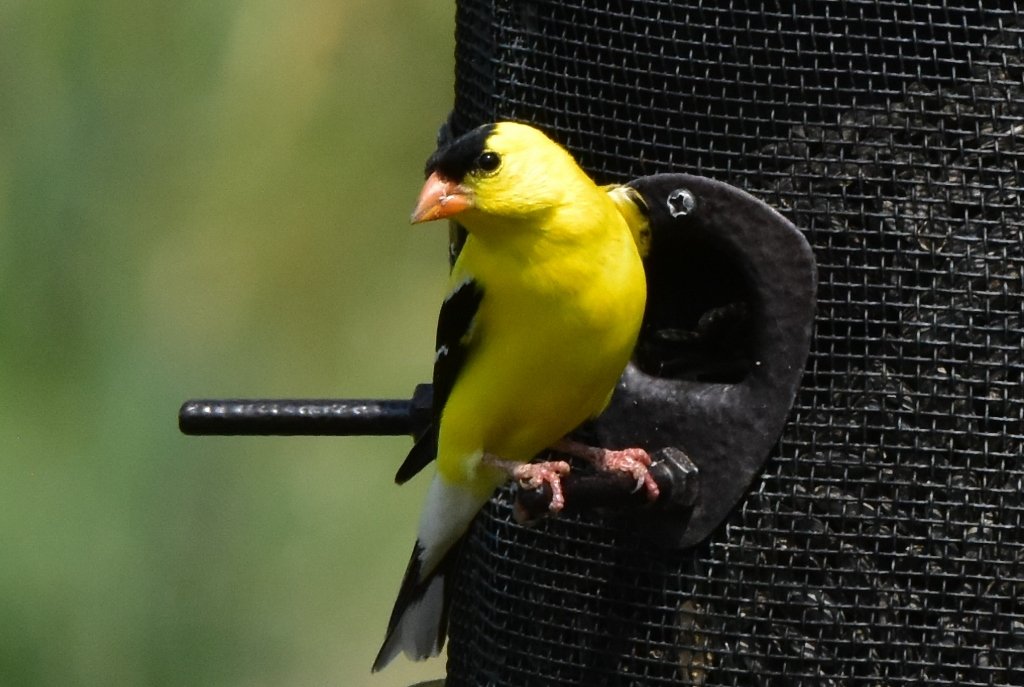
[600,448,660,501]
[553,440,660,502]
[483,454,571,513]
[512,460,571,512]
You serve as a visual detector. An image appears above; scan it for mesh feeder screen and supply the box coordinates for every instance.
[442,2,1023,685]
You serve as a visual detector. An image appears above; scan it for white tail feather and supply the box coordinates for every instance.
[373,474,489,671]
[373,571,446,668]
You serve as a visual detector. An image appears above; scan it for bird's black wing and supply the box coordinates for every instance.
[394,278,483,484]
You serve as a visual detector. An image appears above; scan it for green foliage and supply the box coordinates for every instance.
[0,1,453,684]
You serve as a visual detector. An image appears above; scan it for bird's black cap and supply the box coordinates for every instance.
[424,123,496,182]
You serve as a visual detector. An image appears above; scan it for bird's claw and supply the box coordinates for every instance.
[597,448,661,502]
[554,440,660,503]
[512,460,571,513]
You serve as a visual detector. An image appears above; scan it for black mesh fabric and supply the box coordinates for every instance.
[445,2,1023,685]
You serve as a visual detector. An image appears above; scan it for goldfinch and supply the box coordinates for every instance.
[373,122,654,671]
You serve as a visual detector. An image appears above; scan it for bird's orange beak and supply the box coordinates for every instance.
[410,172,473,224]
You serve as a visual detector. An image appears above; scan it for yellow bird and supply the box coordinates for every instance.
[373,122,655,671]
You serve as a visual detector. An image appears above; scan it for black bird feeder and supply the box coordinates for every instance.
[182,1,1024,685]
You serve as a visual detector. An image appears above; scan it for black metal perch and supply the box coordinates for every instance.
[178,384,434,437]
[179,386,700,519]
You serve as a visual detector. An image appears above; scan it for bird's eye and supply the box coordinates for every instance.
[476,151,501,173]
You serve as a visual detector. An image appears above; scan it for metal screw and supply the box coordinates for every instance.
[667,188,696,217]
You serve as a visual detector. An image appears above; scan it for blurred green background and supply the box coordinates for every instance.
[0,1,454,685]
